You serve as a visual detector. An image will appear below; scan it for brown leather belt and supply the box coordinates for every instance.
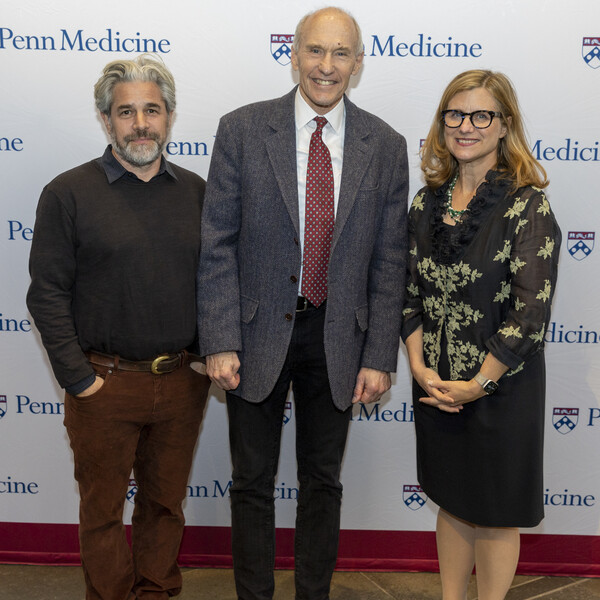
[85,350,202,375]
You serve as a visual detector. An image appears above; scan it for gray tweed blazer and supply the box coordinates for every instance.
[197,87,409,409]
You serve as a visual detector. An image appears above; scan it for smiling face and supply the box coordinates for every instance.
[101,81,171,175]
[443,87,508,174]
[291,9,363,115]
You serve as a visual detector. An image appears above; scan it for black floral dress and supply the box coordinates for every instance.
[401,171,561,527]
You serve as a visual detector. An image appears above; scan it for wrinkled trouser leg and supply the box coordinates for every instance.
[227,304,351,600]
[65,363,209,600]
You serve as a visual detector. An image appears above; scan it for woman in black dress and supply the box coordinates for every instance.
[402,70,561,599]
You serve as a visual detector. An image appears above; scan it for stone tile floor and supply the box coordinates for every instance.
[0,565,599,599]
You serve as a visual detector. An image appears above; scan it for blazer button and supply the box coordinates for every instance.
[285,313,293,321]
[294,237,299,245]
[290,275,298,283]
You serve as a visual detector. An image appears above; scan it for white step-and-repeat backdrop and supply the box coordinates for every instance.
[1,0,599,573]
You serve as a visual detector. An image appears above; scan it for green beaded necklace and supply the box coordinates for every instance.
[445,174,467,223]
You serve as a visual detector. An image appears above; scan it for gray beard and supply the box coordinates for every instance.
[111,130,166,168]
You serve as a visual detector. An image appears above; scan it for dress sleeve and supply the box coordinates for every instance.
[486,188,562,369]
[401,190,427,342]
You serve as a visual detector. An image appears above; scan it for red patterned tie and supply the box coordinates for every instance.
[301,116,334,307]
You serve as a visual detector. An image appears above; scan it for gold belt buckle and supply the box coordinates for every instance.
[151,354,171,375]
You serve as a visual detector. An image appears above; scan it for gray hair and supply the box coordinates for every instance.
[293,7,363,58]
[94,54,176,115]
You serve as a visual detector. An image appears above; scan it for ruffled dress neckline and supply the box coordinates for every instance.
[431,170,512,264]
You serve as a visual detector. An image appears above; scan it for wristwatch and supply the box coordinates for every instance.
[474,372,499,395]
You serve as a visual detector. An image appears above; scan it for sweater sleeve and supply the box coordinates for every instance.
[26,185,95,389]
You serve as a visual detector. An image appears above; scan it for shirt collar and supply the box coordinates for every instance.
[294,88,345,134]
[101,145,177,184]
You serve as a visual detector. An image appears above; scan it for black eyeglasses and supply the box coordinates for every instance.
[441,110,503,129]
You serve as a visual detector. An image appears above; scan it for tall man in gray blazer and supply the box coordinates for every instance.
[197,7,408,599]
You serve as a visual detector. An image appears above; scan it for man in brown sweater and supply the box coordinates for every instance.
[27,54,209,600]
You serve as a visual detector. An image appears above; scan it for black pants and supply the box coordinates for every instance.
[226,303,352,600]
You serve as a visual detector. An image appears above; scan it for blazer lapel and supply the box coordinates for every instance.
[265,89,300,236]
[333,97,373,250]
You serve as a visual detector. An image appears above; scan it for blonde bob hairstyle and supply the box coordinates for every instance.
[420,69,548,192]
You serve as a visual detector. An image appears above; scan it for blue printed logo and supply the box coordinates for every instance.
[126,479,138,504]
[0,27,170,54]
[283,400,292,425]
[271,34,293,65]
[0,395,6,420]
[582,37,600,69]
[403,484,427,511]
[567,232,595,261]
[553,408,579,434]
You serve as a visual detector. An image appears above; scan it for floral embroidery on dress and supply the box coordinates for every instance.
[537,195,550,216]
[514,297,526,311]
[536,279,552,302]
[412,192,425,212]
[510,256,526,274]
[506,362,524,377]
[417,257,444,290]
[407,282,419,298]
[446,300,486,378]
[537,237,555,259]
[515,218,528,234]
[529,324,546,344]
[505,198,528,219]
[423,330,441,371]
[401,171,560,387]
[494,280,511,303]
[494,240,512,263]
[417,257,485,378]
[448,340,486,378]
[499,325,523,339]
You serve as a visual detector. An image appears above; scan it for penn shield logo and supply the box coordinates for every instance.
[0,395,6,419]
[271,34,293,65]
[553,408,579,434]
[567,232,595,260]
[283,400,292,425]
[403,484,427,511]
[582,37,600,69]
[126,479,138,504]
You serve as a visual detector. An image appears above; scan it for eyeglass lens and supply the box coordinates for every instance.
[444,110,494,129]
